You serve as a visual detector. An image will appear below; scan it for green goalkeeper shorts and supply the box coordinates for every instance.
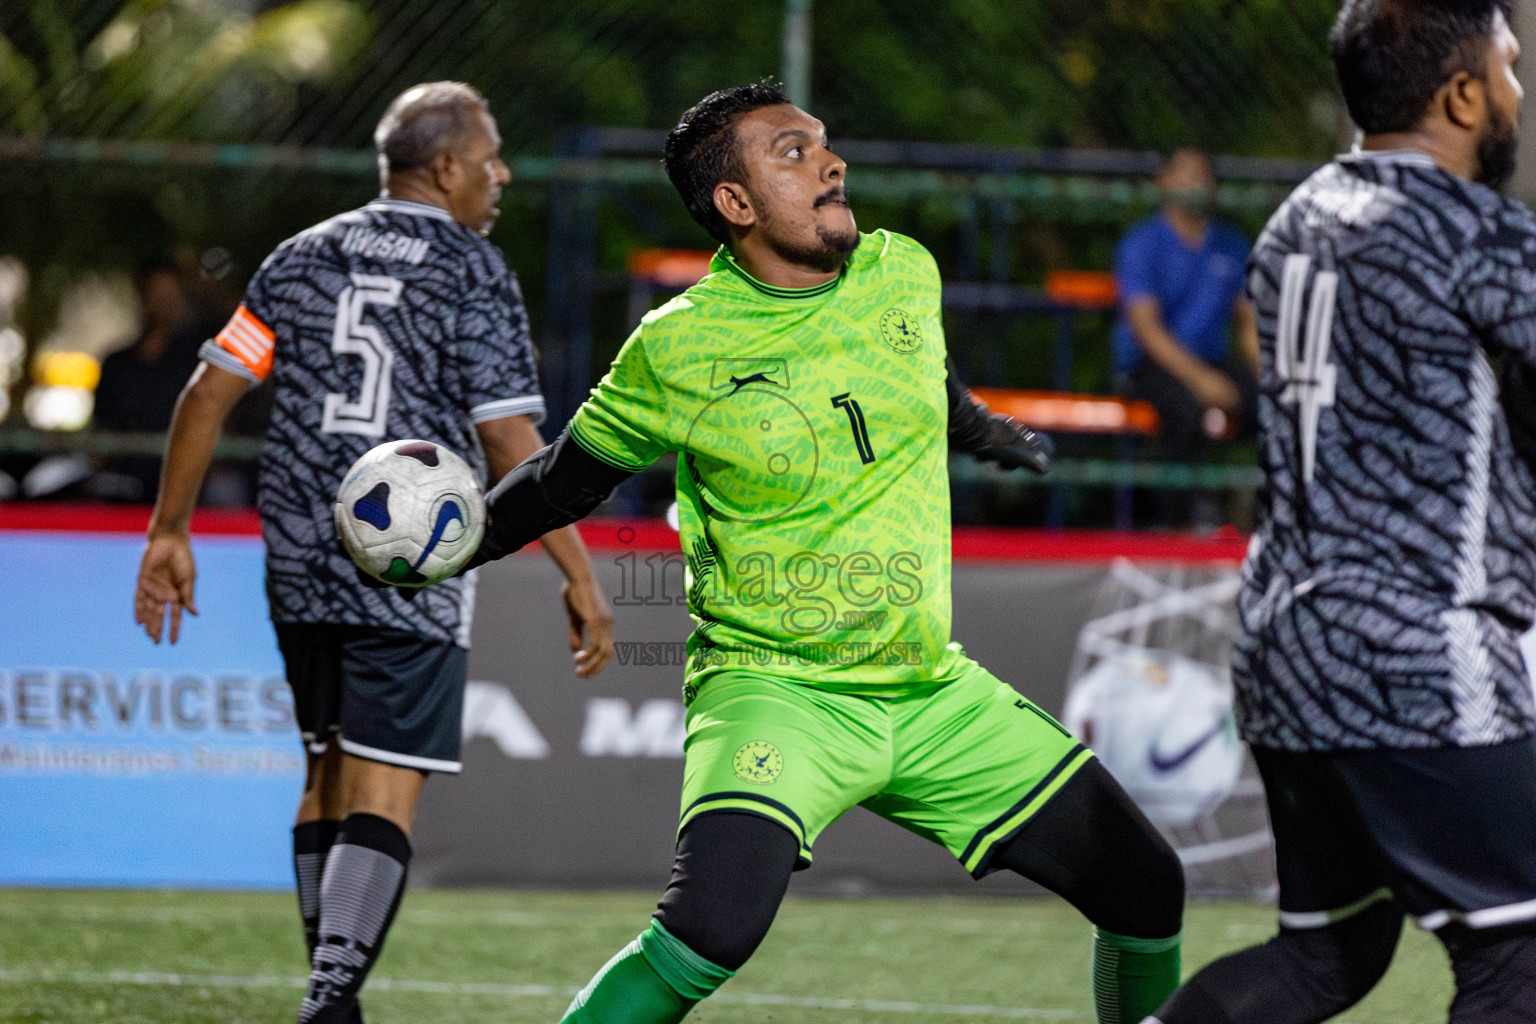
[678,653,1094,877]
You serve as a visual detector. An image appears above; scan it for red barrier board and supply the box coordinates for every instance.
[0,503,1249,564]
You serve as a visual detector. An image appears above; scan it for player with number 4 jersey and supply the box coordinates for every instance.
[1237,151,1536,752]
[1149,5,1536,1023]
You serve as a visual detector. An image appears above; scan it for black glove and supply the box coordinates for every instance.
[970,414,1053,475]
[943,356,1052,475]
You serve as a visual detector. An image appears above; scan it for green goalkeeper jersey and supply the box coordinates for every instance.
[569,229,966,694]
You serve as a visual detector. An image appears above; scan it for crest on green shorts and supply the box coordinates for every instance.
[732,741,783,785]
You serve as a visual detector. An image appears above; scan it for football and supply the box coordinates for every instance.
[1062,649,1243,829]
[334,439,487,587]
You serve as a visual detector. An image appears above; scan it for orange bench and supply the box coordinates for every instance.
[970,388,1159,436]
[627,249,715,289]
[625,253,1152,438]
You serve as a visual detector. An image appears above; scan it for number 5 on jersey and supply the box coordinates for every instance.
[1276,253,1338,484]
[323,273,400,437]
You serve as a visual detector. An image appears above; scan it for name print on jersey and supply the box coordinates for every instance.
[339,226,432,265]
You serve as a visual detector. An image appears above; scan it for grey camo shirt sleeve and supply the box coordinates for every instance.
[457,266,545,426]
[1460,198,1536,368]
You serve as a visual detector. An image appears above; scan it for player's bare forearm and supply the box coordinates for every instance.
[1127,297,1240,412]
[135,361,247,644]
[1234,297,1262,377]
[474,414,618,673]
[148,362,249,537]
[538,523,595,585]
[476,412,546,481]
[542,524,614,675]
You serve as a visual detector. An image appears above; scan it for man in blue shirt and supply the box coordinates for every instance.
[1114,148,1260,527]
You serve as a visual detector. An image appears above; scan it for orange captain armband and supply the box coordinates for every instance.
[215,304,276,380]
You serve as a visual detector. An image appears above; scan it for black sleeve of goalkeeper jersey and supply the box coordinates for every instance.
[946,356,992,452]
[473,429,635,564]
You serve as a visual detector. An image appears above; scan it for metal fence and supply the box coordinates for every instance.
[0,0,1346,522]
[2,1,1343,153]
[0,0,1346,315]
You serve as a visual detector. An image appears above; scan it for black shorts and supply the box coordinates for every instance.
[275,622,467,774]
[1255,739,1536,933]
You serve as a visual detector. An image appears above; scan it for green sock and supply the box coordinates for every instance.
[561,919,734,1023]
[1091,927,1181,1024]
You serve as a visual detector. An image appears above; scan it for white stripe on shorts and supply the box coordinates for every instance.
[1277,887,1393,930]
[1417,897,1536,932]
[338,737,461,775]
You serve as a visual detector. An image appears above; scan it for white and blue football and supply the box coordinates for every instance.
[334,439,486,587]
[1062,650,1243,829]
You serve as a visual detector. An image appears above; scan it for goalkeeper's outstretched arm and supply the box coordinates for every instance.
[944,357,1053,475]
[468,429,636,569]
[470,360,1045,572]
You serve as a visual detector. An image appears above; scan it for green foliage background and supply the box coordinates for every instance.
[1,0,1342,152]
[0,0,1344,388]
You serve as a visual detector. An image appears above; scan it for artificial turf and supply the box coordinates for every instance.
[0,888,1452,1023]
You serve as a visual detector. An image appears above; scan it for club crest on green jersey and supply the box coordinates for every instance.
[684,358,819,523]
[732,741,783,784]
[880,307,922,354]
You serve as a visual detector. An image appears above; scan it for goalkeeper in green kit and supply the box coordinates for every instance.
[463,83,1185,1022]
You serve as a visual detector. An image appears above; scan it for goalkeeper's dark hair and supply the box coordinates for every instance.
[374,82,490,176]
[665,81,793,245]
[1332,0,1511,134]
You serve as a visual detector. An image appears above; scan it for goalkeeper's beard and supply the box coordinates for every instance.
[751,188,860,274]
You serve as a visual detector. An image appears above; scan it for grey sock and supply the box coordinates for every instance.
[297,814,410,1024]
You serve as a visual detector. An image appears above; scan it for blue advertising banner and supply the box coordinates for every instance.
[0,509,1265,895]
[0,531,300,888]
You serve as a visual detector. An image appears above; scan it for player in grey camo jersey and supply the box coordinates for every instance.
[223,195,539,645]
[1235,123,1536,755]
[1150,4,1536,1024]
[133,83,614,1024]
